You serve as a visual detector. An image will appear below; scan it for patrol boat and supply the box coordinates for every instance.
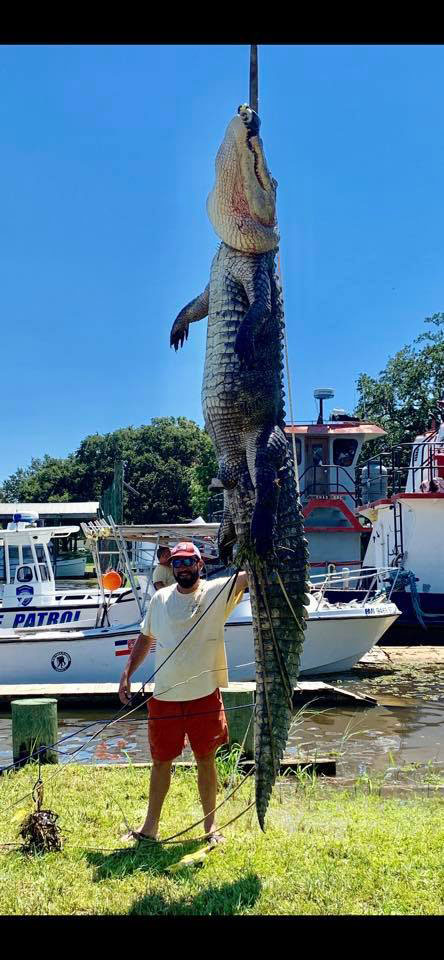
[0,518,399,684]
[0,514,142,630]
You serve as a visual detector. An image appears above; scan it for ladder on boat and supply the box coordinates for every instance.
[80,517,145,620]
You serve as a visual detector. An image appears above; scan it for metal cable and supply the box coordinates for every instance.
[1,569,242,780]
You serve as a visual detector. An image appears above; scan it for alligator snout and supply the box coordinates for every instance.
[238,103,260,135]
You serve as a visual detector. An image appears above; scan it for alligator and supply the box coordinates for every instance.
[170,104,309,829]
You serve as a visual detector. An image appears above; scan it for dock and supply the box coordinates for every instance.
[94,757,337,776]
[0,680,377,708]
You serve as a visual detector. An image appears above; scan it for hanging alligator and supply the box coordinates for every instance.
[170,105,309,828]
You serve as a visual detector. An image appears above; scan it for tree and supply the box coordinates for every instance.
[188,432,219,519]
[0,418,219,523]
[355,313,444,453]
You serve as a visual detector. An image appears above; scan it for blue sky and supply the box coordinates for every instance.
[1,44,443,482]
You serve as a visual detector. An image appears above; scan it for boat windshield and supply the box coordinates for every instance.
[17,565,34,583]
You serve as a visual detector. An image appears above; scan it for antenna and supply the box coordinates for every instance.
[314,388,335,425]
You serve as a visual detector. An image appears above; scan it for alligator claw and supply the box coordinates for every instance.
[170,321,189,351]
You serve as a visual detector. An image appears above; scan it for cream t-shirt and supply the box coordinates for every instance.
[140,576,244,701]
[152,562,176,588]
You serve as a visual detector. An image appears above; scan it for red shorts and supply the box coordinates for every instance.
[147,688,228,762]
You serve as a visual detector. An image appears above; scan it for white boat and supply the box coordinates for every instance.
[0,582,399,684]
[54,553,87,579]
[0,515,143,630]
[0,520,400,683]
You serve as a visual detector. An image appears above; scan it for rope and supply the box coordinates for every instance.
[1,570,252,829]
[276,570,304,632]
[0,797,257,854]
[277,253,300,495]
[1,570,242,781]
[0,566,272,847]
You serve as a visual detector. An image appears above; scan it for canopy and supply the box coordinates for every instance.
[117,522,219,543]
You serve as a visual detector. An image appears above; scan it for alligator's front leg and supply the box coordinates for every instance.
[170,284,209,351]
[234,261,271,367]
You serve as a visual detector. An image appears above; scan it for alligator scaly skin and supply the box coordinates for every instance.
[170,107,309,828]
[204,242,308,827]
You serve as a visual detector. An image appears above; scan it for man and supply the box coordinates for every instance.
[152,545,175,591]
[119,541,247,844]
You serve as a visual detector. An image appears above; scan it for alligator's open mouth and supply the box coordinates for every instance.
[247,133,269,194]
[207,107,279,252]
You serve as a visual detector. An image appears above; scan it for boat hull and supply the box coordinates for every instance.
[325,589,444,644]
[0,590,141,630]
[0,603,399,684]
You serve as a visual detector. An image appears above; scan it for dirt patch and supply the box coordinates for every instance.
[380,646,444,665]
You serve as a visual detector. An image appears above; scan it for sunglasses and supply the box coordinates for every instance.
[171,557,198,568]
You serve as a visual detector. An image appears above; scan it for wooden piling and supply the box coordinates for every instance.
[11,698,58,767]
[221,683,255,757]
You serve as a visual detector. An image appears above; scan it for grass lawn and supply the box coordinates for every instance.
[0,763,443,916]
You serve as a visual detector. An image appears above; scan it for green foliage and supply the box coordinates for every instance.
[188,432,219,519]
[355,312,444,453]
[0,418,219,524]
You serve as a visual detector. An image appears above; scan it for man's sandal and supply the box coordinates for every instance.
[122,829,159,844]
[204,832,226,848]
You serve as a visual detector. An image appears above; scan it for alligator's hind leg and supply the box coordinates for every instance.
[218,491,237,565]
[246,424,288,557]
[217,449,255,561]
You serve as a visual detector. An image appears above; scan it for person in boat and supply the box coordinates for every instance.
[152,545,176,590]
[118,540,247,845]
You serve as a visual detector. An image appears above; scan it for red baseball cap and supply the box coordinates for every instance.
[169,541,202,562]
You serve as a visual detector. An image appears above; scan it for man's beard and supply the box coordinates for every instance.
[174,569,200,588]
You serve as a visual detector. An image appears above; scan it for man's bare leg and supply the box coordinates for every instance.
[195,750,224,841]
[138,759,172,839]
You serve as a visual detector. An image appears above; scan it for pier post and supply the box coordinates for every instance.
[221,683,255,758]
[11,698,58,767]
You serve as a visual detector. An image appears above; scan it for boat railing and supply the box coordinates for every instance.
[309,564,397,609]
[299,464,358,502]
[359,441,444,502]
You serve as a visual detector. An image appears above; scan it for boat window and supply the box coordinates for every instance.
[35,545,46,563]
[22,546,33,563]
[39,564,49,581]
[8,545,19,581]
[17,565,34,582]
[305,507,352,528]
[287,436,302,464]
[333,439,358,467]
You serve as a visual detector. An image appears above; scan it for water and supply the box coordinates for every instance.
[1,650,444,783]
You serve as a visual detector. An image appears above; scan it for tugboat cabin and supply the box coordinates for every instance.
[285,389,385,576]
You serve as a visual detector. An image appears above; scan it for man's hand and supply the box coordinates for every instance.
[118,633,154,705]
[119,670,131,705]
[236,571,249,593]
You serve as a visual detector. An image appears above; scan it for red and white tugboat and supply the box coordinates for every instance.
[325,404,444,642]
[285,388,385,578]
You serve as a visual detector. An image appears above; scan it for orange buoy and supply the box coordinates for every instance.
[102,571,122,592]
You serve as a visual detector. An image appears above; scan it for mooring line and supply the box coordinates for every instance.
[1,567,254,824]
[0,565,259,846]
[1,568,243,782]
